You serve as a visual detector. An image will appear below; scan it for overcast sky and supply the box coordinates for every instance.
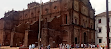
[0,0,111,18]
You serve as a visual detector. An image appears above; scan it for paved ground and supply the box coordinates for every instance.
[0,46,108,49]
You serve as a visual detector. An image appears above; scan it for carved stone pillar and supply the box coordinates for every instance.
[23,30,29,47]
[10,31,14,46]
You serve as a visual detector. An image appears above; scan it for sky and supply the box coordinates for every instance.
[0,0,111,18]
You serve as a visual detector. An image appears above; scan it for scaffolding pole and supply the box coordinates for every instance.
[106,0,109,49]
[38,0,42,49]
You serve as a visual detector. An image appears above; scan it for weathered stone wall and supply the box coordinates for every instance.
[0,18,4,44]
[1,0,95,48]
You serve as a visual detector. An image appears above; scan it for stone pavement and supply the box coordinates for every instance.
[0,46,19,49]
[0,46,108,49]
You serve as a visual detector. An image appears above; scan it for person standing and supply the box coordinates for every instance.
[62,44,65,49]
[65,44,67,49]
[59,44,61,49]
[41,44,43,49]
[97,44,99,48]
[69,45,71,49]
[48,44,50,49]
[100,46,102,49]
[29,45,32,49]
[91,44,92,48]
[67,44,69,49]
[103,45,104,49]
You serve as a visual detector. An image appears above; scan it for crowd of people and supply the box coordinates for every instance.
[28,43,108,49]
[97,44,108,49]
[58,43,96,49]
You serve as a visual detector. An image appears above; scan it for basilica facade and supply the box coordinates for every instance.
[0,0,95,48]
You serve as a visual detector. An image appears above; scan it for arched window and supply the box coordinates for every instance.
[75,19,77,24]
[45,8,48,13]
[84,23,86,27]
[25,14,27,17]
[31,13,34,17]
[84,32,87,44]
[91,23,93,29]
[83,19,86,27]
[65,14,67,24]
[98,19,101,23]
[91,25,92,29]
[38,11,40,13]
[54,6,57,9]
[86,21,87,27]
[83,19,84,25]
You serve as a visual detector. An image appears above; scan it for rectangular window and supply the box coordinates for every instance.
[109,28,110,32]
[99,28,101,32]
[75,19,77,24]
[66,14,67,24]
[75,37,77,44]
[91,25,92,29]
[99,39,102,43]
[109,18,110,22]
[109,39,110,43]
[98,19,101,23]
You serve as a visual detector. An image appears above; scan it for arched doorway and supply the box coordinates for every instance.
[28,21,39,46]
[14,23,29,47]
[13,33,24,47]
[28,31,38,46]
[55,35,62,47]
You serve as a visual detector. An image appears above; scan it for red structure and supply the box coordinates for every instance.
[0,0,95,48]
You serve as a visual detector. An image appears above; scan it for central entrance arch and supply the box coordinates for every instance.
[28,21,39,46]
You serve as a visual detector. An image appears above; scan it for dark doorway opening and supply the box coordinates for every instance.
[75,37,77,44]
[28,31,38,46]
[84,33,86,44]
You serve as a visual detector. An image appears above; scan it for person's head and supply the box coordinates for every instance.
[101,46,102,47]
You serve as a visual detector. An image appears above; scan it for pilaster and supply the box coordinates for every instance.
[23,30,29,47]
[10,31,14,46]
